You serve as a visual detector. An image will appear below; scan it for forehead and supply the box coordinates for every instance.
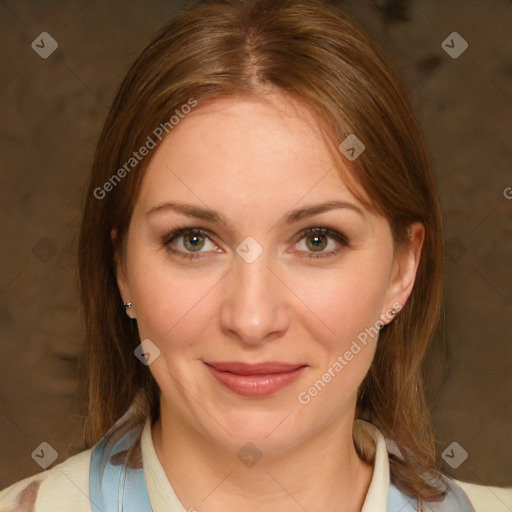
[134,93,369,220]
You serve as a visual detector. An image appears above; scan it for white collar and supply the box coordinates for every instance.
[357,419,390,512]
[140,417,390,511]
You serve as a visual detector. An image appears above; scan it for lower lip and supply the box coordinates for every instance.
[205,365,307,397]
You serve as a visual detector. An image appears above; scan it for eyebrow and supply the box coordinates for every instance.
[145,199,365,228]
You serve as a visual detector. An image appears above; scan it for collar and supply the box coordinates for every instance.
[90,412,474,511]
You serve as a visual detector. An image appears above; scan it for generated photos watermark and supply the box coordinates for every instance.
[297,303,401,405]
[94,97,198,200]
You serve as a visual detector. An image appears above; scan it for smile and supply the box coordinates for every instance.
[203,361,308,397]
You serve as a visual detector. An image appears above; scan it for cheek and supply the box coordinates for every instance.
[287,256,391,411]
[128,248,219,348]
[290,254,392,350]
[292,267,387,411]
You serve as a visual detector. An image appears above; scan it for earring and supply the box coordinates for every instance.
[379,305,402,330]
[391,306,401,317]
[123,302,136,319]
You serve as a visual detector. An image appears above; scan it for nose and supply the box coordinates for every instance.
[219,250,290,346]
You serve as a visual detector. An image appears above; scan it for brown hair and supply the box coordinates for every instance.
[77,0,446,503]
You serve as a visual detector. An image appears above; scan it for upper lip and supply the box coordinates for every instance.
[204,361,307,375]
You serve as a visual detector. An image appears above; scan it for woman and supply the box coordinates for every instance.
[0,0,498,510]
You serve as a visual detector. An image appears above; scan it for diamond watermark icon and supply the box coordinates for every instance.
[236,236,263,264]
[441,441,468,469]
[338,134,365,161]
[134,338,161,366]
[237,442,262,468]
[31,32,58,59]
[32,237,57,263]
[441,32,468,59]
[31,442,58,469]
[446,236,467,264]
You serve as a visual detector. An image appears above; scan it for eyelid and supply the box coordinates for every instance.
[288,226,349,259]
[161,227,217,247]
[292,226,349,246]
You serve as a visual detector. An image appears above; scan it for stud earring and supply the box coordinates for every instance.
[379,304,402,330]
[122,302,136,319]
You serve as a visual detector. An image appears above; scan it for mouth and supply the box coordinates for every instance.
[203,361,308,397]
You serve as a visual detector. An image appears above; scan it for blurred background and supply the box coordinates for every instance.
[0,0,511,493]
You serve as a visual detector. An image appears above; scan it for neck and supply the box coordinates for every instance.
[151,406,374,512]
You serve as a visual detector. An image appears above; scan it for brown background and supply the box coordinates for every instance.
[0,0,511,491]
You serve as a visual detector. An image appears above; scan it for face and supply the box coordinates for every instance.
[114,93,423,454]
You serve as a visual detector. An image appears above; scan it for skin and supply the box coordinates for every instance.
[113,92,424,512]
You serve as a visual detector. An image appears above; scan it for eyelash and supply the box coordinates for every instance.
[161,226,350,261]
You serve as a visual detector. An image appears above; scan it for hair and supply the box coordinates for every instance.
[77,0,446,503]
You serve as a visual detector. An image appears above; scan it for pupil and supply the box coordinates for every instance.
[185,234,203,251]
[308,234,326,251]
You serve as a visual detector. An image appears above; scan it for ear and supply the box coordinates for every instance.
[381,222,425,324]
[111,228,136,319]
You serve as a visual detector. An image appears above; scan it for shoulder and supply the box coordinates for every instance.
[385,473,475,511]
[0,448,92,512]
[431,474,478,511]
[387,472,497,511]
[451,477,512,512]
[356,419,512,512]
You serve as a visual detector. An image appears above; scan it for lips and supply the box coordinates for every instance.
[204,361,308,397]
[205,361,306,374]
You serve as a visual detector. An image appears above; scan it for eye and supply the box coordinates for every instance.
[161,227,219,260]
[292,227,349,259]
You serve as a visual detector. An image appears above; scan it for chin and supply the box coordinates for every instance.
[207,408,309,452]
